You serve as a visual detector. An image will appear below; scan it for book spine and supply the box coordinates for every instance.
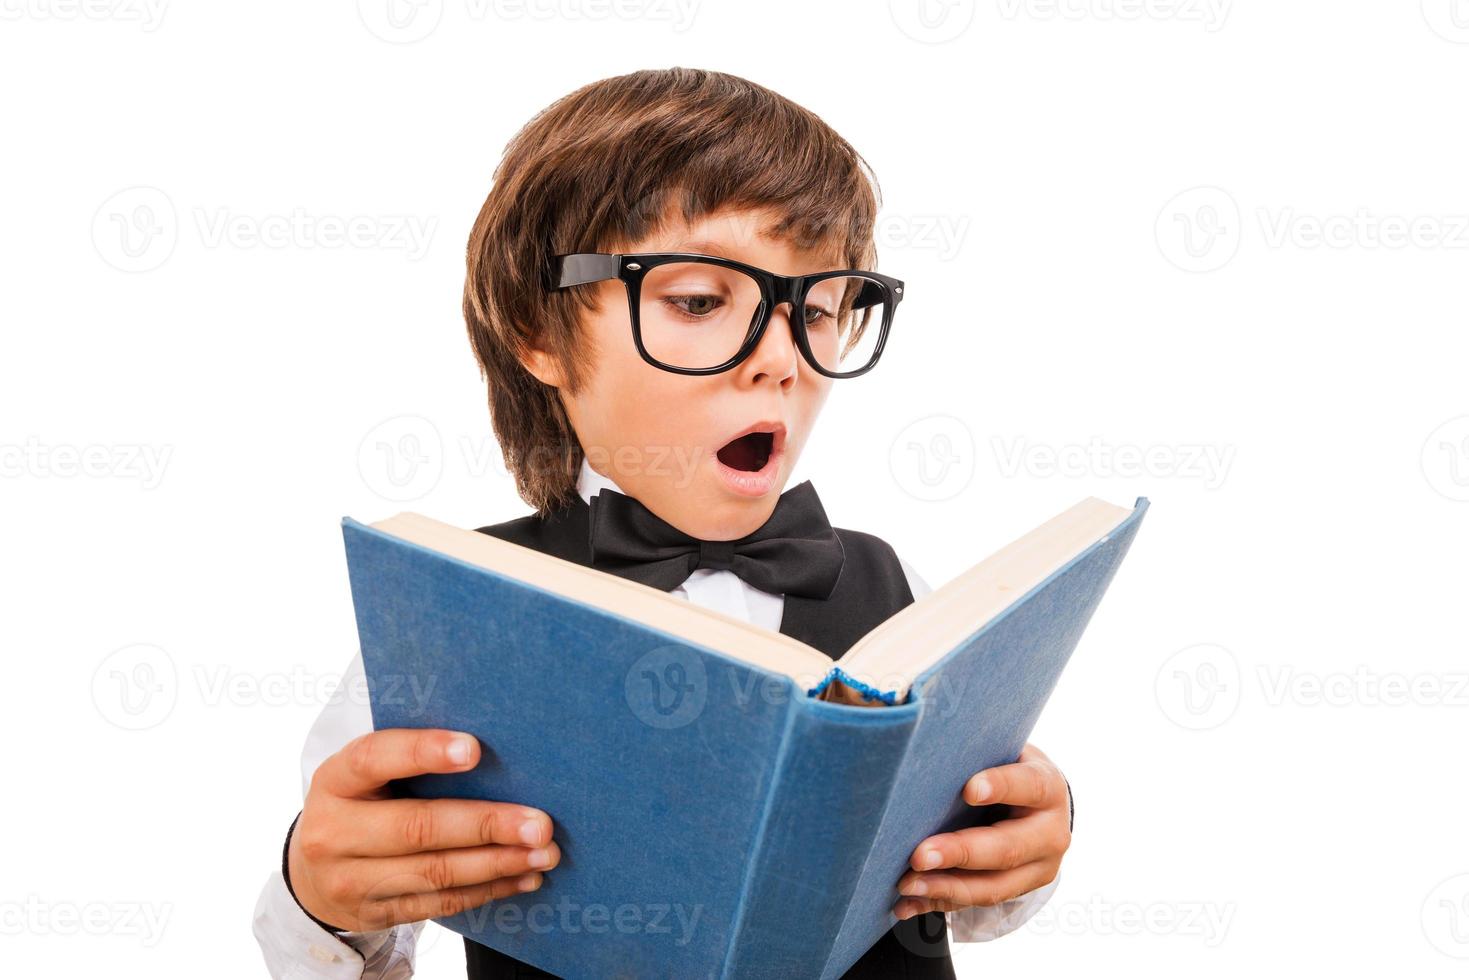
[719,696,920,979]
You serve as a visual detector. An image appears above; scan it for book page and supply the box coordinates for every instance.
[367,512,835,684]
[834,498,1134,700]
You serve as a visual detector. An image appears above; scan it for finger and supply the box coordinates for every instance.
[316,729,482,800]
[897,861,1056,908]
[341,797,554,856]
[357,842,562,899]
[964,752,1066,810]
[909,813,1060,873]
[894,897,968,920]
[361,872,545,931]
[1018,743,1053,767]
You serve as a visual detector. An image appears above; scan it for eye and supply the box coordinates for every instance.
[663,293,725,319]
[803,303,835,329]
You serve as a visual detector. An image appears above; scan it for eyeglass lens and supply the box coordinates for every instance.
[636,260,887,373]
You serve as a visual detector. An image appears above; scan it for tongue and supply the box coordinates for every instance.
[718,432,768,472]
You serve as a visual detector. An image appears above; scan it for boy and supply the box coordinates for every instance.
[253,67,1074,979]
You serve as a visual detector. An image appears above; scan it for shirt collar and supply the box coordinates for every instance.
[576,456,626,506]
[578,455,812,506]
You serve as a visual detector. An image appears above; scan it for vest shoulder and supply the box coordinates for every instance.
[474,512,540,543]
[474,500,591,564]
[832,525,902,563]
[832,525,913,601]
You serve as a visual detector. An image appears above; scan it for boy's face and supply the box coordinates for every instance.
[527,206,840,540]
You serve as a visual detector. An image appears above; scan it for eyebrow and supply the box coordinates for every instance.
[663,239,737,258]
[659,239,849,270]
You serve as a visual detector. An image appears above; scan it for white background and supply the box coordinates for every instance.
[3,1,1468,976]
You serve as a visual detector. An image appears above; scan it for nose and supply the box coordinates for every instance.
[739,301,801,386]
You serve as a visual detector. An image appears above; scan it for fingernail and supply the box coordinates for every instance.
[517,873,542,893]
[447,736,473,767]
[527,848,552,869]
[519,819,543,846]
[918,848,942,870]
[901,878,928,897]
[969,776,991,802]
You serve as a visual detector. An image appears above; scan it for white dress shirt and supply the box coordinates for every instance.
[253,460,1059,977]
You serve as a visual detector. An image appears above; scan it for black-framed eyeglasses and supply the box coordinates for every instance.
[552,252,904,378]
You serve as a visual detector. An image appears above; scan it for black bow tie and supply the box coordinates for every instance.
[585,480,846,600]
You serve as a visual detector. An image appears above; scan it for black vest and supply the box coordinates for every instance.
[464,495,956,980]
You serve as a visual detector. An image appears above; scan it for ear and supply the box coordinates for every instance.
[519,345,567,389]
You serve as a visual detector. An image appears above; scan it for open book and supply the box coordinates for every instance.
[343,495,1148,979]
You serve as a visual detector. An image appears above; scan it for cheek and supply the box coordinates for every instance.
[576,315,695,450]
[792,376,834,437]
[617,372,691,443]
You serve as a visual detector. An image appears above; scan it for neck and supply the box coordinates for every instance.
[576,457,626,506]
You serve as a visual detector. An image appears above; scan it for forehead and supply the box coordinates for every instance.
[634,205,850,272]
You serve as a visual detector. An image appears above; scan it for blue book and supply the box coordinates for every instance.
[343,496,1148,979]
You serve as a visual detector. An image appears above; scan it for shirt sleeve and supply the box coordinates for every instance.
[946,875,1060,942]
[897,554,1062,943]
[897,555,934,602]
[252,651,425,979]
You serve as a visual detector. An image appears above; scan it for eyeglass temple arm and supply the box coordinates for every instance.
[555,253,621,289]
[854,279,893,310]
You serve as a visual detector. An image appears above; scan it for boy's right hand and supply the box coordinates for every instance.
[288,729,559,933]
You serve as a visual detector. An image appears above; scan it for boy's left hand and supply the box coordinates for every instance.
[894,743,1070,920]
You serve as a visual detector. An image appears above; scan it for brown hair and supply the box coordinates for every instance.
[463,67,883,517]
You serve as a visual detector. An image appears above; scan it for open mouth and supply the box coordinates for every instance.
[717,430,774,472]
[715,423,785,473]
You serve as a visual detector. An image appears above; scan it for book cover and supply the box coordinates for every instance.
[343,498,1147,978]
